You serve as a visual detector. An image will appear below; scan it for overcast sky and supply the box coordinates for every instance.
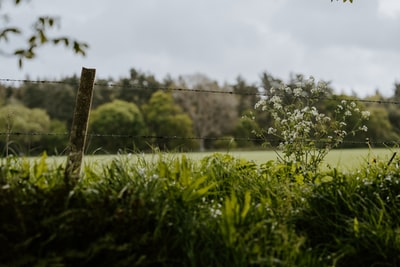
[1,0,400,97]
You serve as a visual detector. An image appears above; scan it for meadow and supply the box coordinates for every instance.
[1,147,400,266]
[180,148,396,168]
[63,148,398,171]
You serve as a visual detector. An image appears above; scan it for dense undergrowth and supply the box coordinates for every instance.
[1,152,400,266]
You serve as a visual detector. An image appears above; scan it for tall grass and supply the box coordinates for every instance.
[1,152,400,266]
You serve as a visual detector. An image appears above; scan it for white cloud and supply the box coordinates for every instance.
[0,0,399,98]
[307,45,399,97]
[378,0,400,19]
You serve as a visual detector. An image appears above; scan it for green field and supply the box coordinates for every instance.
[65,148,398,171]
[183,148,397,168]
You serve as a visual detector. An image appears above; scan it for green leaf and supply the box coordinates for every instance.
[38,30,47,43]
[353,217,360,238]
[33,151,48,183]
[48,18,55,27]
[28,36,36,45]
[240,191,251,221]
[14,49,25,55]
[25,48,35,59]
[182,175,215,202]
[0,28,21,41]
[39,17,45,26]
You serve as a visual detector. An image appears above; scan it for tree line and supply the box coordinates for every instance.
[0,68,399,155]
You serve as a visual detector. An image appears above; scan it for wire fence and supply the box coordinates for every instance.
[0,131,398,147]
[1,77,399,149]
[2,77,400,105]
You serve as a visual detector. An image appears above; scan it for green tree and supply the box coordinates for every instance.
[0,0,88,67]
[0,104,50,155]
[88,100,147,153]
[234,112,260,148]
[92,78,117,109]
[391,82,400,100]
[360,92,399,146]
[233,73,267,148]
[387,83,400,136]
[17,82,76,127]
[40,119,68,155]
[0,84,6,106]
[232,76,259,117]
[118,68,161,106]
[142,90,197,151]
[364,106,398,146]
[174,74,238,151]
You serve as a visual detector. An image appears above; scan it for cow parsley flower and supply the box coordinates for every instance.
[361,111,370,119]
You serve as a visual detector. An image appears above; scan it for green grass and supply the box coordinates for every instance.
[2,150,400,266]
[206,148,397,169]
[42,148,397,171]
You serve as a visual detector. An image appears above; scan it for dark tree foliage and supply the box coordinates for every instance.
[17,82,76,127]
[232,76,259,117]
[118,68,161,107]
[0,0,88,67]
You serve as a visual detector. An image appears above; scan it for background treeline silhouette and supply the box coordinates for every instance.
[1,68,399,155]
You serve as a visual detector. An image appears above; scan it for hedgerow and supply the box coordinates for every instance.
[1,152,400,266]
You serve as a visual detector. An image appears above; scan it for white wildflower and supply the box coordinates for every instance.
[267,127,277,135]
[269,95,281,104]
[293,88,303,97]
[270,87,275,94]
[317,80,326,90]
[344,110,352,116]
[307,76,315,85]
[361,111,370,119]
[311,107,319,116]
[254,100,265,109]
[273,103,282,110]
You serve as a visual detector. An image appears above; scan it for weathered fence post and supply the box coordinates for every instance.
[64,67,96,189]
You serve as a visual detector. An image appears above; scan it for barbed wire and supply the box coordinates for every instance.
[0,78,70,86]
[2,77,400,105]
[0,131,398,146]
[0,78,262,96]
[1,77,400,148]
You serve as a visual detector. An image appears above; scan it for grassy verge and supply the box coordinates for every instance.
[34,148,398,171]
[1,151,400,266]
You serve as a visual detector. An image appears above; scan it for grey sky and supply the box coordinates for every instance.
[1,0,400,97]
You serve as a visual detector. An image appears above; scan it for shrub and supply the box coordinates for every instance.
[212,136,237,150]
[254,77,369,174]
[2,152,400,266]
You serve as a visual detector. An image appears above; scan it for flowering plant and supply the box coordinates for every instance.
[254,77,370,173]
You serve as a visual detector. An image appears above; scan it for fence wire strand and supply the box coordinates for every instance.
[0,132,398,147]
[2,77,400,105]
[1,77,400,149]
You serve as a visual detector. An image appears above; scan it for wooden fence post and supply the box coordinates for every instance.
[64,67,96,189]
